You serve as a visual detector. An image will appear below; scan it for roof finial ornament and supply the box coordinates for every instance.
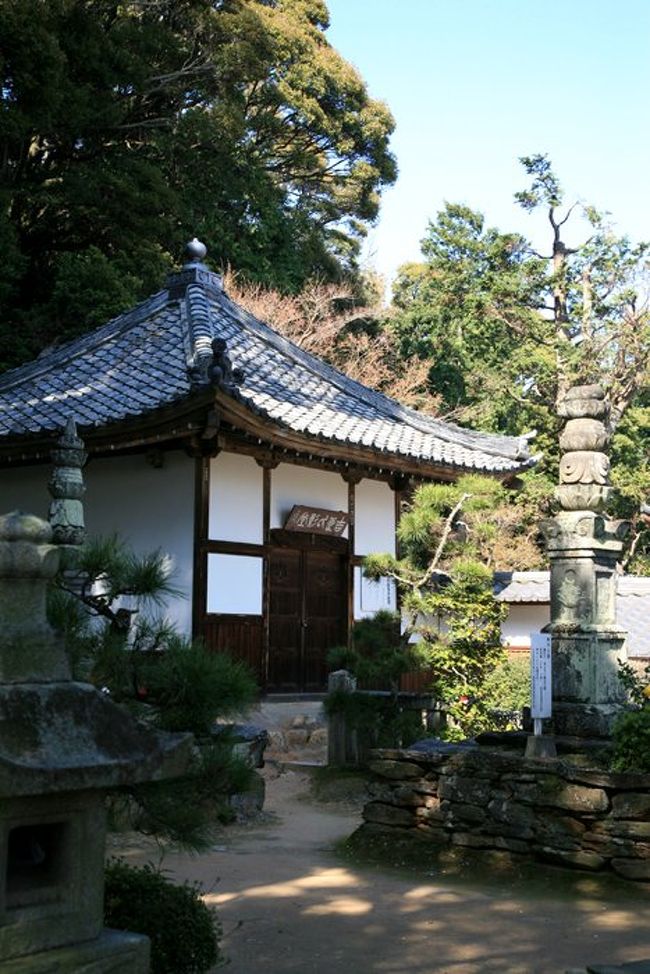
[185,237,208,265]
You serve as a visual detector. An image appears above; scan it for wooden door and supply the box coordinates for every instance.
[268,546,347,692]
[268,549,303,691]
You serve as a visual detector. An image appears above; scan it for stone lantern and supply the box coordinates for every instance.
[541,384,629,738]
[0,510,191,971]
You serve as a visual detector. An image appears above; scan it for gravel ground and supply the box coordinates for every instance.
[115,765,650,974]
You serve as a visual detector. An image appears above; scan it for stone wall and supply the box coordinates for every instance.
[360,744,650,882]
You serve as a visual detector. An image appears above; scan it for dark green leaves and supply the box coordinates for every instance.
[0,0,396,367]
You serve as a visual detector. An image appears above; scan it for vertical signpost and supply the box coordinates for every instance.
[526,633,557,758]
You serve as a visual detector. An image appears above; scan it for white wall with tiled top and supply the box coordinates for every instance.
[501,604,550,650]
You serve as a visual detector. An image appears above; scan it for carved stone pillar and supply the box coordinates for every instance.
[541,384,629,737]
[48,416,87,550]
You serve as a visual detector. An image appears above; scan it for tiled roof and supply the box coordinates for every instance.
[0,257,536,475]
[494,571,550,603]
[495,571,650,658]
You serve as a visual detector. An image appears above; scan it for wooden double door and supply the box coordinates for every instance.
[268,546,348,692]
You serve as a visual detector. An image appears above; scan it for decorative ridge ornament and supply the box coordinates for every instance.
[167,236,223,301]
[184,237,208,265]
[207,337,245,395]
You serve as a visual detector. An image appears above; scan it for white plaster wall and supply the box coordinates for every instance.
[270,463,348,533]
[354,479,395,556]
[207,553,263,614]
[0,452,195,635]
[0,464,51,519]
[501,604,549,648]
[209,452,263,543]
[353,566,396,620]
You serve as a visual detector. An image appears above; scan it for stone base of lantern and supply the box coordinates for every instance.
[3,928,150,972]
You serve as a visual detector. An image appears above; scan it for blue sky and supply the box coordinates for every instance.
[325,0,650,290]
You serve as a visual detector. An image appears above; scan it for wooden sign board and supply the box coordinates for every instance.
[284,505,349,537]
[530,633,552,719]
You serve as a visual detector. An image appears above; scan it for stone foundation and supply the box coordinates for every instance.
[359,744,650,881]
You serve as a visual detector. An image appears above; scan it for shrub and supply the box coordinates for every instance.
[611,707,650,773]
[142,640,257,737]
[617,659,650,706]
[327,611,428,691]
[117,742,254,841]
[324,690,426,752]
[49,535,259,849]
[482,655,531,712]
[104,860,220,974]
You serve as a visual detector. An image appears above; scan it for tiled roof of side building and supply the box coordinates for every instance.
[0,249,537,475]
[495,571,650,657]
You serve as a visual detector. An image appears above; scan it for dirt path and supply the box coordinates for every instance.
[119,767,650,974]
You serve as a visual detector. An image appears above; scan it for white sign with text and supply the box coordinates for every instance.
[530,633,552,720]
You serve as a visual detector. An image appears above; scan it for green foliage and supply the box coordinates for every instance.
[616,659,650,707]
[324,690,426,751]
[413,576,507,740]
[392,201,551,431]
[611,707,650,773]
[611,660,650,772]
[390,160,650,575]
[48,535,258,848]
[104,860,220,974]
[65,535,179,607]
[142,642,257,737]
[364,477,516,740]
[610,397,650,573]
[116,743,254,846]
[514,153,563,210]
[327,611,428,691]
[482,655,531,712]
[0,0,396,367]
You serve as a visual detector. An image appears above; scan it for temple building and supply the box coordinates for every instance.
[0,241,535,692]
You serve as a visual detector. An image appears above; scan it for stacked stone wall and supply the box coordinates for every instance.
[361,746,650,882]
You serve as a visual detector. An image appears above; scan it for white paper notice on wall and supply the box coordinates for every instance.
[530,633,552,719]
[360,573,396,613]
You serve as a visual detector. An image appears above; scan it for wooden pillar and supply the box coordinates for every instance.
[192,454,210,640]
[342,469,362,645]
[257,456,277,689]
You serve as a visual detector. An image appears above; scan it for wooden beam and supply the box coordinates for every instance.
[262,464,271,688]
[269,528,348,554]
[192,455,210,640]
[347,478,356,645]
[204,539,266,557]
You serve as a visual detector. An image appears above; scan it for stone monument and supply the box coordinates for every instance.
[541,384,629,738]
[0,428,191,970]
[48,415,87,550]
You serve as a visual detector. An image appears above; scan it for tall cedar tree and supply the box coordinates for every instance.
[392,160,650,570]
[0,0,396,368]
